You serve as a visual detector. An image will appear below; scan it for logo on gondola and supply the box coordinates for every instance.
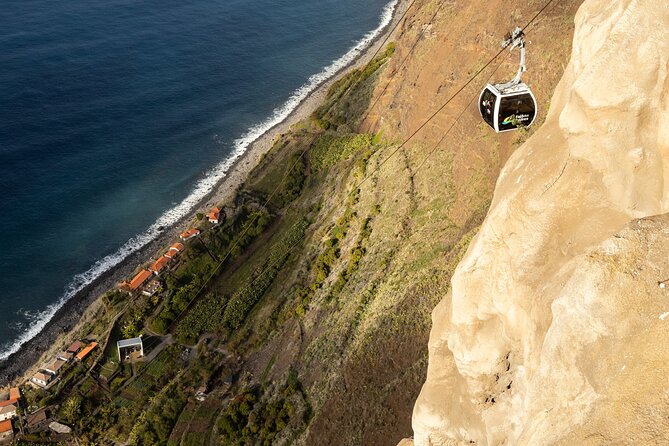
[502,113,530,125]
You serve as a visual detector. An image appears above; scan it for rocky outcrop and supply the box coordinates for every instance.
[410,0,669,444]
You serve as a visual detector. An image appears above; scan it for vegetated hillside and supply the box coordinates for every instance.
[16,1,580,445]
[408,0,669,445]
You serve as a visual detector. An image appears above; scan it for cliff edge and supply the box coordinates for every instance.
[411,0,669,444]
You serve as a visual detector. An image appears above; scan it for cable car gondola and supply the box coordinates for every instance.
[479,27,537,132]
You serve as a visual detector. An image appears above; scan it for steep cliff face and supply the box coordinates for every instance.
[411,0,669,444]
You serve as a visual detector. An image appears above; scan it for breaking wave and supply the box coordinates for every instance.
[0,0,398,362]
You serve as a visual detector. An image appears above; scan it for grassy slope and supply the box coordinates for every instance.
[31,2,581,445]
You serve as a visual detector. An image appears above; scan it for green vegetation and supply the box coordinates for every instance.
[223,217,310,330]
[331,210,377,296]
[309,133,374,172]
[218,373,310,446]
[127,380,189,446]
[314,42,395,129]
[175,217,310,343]
[25,34,412,446]
[276,152,307,208]
[151,206,273,334]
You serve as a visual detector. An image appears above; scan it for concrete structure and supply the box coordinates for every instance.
[117,337,144,362]
[142,279,161,297]
[0,405,16,422]
[49,421,72,434]
[57,351,74,362]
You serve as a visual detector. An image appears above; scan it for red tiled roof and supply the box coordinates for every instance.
[129,270,152,290]
[179,229,200,240]
[208,207,221,221]
[169,242,185,252]
[149,256,170,273]
[67,340,83,353]
[75,342,98,361]
[0,419,11,433]
[8,388,19,402]
[0,400,16,408]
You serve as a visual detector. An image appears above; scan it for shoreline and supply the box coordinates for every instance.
[0,0,410,385]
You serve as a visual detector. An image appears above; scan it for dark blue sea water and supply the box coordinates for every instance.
[0,0,395,360]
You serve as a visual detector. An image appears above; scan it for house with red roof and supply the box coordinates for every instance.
[208,207,222,224]
[67,340,83,354]
[164,242,185,259]
[75,342,98,361]
[149,256,170,275]
[45,359,66,377]
[170,242,185,252]
[179,229,200,241]
[121,269,153,292]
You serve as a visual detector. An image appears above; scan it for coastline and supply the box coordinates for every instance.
[0,0,410,384]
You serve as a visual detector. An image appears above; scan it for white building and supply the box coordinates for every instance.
[31,372,52,388]
[117,337,144,362]
[44,359,66,376]
[0,405,16,422]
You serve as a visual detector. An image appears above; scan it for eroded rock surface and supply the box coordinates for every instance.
[410,0,669,444]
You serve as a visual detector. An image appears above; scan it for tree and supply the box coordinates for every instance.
[61,395,82,423]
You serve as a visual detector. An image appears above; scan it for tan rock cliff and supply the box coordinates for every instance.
[410,0,669,444]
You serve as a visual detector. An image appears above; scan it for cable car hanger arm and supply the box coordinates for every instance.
[496,27,526,92]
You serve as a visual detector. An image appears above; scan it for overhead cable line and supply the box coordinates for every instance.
[167,0,558,333]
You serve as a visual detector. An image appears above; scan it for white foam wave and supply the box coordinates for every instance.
[0,0,399,362]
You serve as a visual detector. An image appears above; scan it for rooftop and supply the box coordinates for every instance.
[8,388,18,402]
[57,351,74,360]
[117,337,143,349]
[180,228,200,239]
[75,342,98,361]
[208,207,222,221]
[26,409,47,426]
[149,256,170,273]
[46,359,66,372]
[149,257,170,273]
[33,372,50,382]
[129,270,152,290]
[67,340,83,353]
[0,405,16,415]
[0,419,11,433]
[169,242,185,252]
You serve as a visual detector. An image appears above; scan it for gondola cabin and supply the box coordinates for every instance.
[479,82,537,132]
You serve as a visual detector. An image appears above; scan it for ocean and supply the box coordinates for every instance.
[0,0,395,360]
